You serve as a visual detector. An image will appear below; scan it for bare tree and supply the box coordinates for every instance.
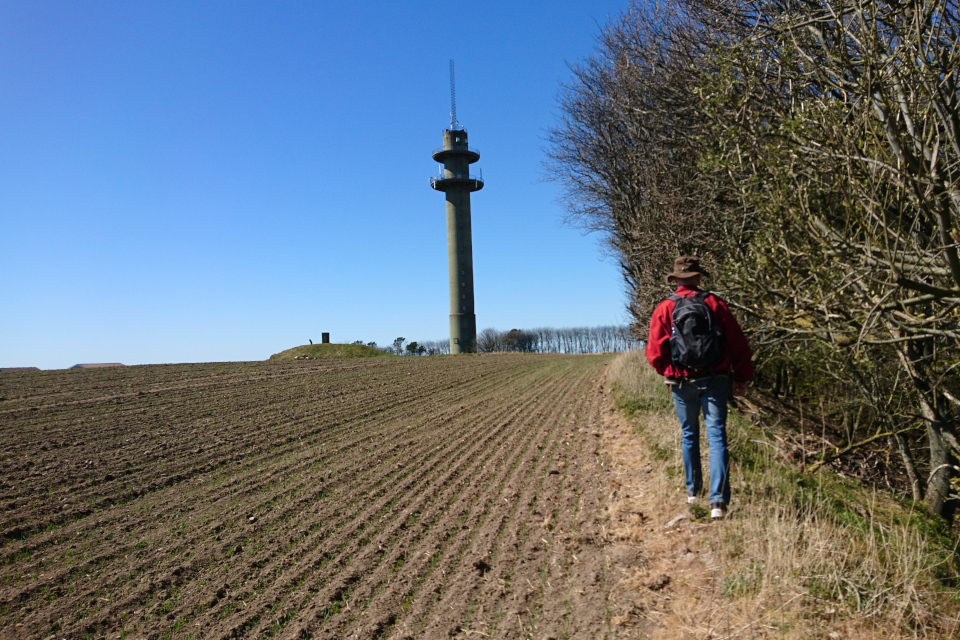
[686,0,960,516]
[419,340,449,356]
[476,328,502,353]
[545,1,745,337]
[548,0,960,516]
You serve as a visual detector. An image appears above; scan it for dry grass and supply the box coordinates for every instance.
[606,351,960,638]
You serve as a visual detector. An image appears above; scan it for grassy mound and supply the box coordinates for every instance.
[268,343,391,361]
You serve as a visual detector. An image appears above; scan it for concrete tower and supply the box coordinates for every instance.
[430,62,483,354]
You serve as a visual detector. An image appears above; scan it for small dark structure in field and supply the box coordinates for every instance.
[0,367,40,373]
[70,363,125,369]
[322,333,330,344]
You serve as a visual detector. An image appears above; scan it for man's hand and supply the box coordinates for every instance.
[733,383,747,397]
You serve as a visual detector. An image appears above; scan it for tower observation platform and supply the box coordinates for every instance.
[430,140,483,192]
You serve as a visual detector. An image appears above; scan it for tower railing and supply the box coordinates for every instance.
[431,173,483,182]
[430,174,484,188]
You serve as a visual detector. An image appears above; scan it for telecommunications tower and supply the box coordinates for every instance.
[430,60,484,354]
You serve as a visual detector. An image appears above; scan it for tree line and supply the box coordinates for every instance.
[352,339,451,356]
[476,325,638,354]
[356,325,639,357]
[546,0,960,517]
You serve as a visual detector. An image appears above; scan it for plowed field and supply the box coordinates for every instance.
[1,354,614,639]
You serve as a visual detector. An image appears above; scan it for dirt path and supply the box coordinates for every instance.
[1,354,624,639]
[597,387,754,640]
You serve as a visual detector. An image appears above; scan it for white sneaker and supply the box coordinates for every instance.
[687,495,697,505]
[710,503,726,520]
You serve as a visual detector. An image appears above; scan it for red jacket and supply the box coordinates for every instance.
[646,286,754,382]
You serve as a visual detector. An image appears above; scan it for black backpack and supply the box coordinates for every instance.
[668,291,725,371]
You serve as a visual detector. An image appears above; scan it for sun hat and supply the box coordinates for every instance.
[665,256,709,282]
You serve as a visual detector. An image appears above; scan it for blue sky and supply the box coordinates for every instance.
[1,1,629,369]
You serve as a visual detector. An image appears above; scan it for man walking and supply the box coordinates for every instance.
[646,256,753,519]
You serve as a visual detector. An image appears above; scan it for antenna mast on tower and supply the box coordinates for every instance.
[449,59,459,129]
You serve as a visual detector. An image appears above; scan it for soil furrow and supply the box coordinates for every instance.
[25,360,563,637]
[315,362,587,639]
[395,366,589,638]
[0,355,615,640]
[421,365,593,637]
[0,362,536,624]
[0,358,536,561]
[223,362,580,639]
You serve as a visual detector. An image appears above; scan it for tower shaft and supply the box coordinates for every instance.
[445,180,476,353]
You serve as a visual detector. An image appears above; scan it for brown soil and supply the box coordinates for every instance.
[0,354,618,639]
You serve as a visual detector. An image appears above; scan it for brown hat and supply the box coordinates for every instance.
[665,256,709,282]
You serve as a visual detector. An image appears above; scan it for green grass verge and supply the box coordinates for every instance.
[268,344,393,361]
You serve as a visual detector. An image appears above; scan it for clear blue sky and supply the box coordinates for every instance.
[1,1,629,369]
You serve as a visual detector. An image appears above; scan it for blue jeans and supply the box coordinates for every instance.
[671,376,731,505]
